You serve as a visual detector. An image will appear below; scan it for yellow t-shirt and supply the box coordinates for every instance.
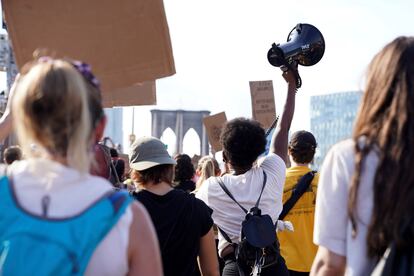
[278,166,319,272]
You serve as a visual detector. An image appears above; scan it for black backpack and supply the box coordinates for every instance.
[217,171,280,276]
[372,219,414,276]
[372,243,414,276]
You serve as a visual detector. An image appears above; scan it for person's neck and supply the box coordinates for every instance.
[50,154,68,166]
[232,165,252,176]
[141,181,173,196]
[290,161,309,168]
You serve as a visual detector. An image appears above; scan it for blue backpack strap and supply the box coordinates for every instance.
[107,190,133,216]
[74,190,133,274]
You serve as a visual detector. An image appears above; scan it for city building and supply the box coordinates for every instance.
[103,108,124,151]
[310,91,363,168]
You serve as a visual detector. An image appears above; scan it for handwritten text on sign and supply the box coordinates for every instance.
[249,80,276,129]
[202,112,227,152]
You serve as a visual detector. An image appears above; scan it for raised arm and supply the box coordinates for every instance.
[270,67,298,163]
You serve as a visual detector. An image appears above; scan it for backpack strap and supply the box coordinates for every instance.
[109,160,122,189]
[216,171,268,246]
[254,171,267,208]
[217,177,248,214]
[216,171,267,214]
[278,170,316,220]
[107,190,132,214]
[217,226,233,244]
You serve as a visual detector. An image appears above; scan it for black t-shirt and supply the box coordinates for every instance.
[174,180,196,192]
[133,189,213,276]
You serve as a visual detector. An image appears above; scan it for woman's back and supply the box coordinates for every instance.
[314,139,378,275]
[311,36,414,275]
[0,57,163,275]
[8,158,132,275]
[133,189,213,276]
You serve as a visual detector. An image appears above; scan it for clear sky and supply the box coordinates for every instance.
[1,1,414,155]
[121,0,414,154]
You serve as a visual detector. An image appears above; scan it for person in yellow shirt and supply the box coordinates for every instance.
[278,130,319,276]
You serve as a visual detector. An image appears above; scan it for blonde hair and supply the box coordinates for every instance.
[196,156,220,189]
[12,59,93,173]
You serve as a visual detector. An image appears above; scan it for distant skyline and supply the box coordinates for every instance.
[1,1,414,154]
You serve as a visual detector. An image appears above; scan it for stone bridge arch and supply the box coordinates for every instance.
[151,109,210,156]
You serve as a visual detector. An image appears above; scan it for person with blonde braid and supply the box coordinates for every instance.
[0,58,162,275]
[311,36,414,275]
[195,156,221,191]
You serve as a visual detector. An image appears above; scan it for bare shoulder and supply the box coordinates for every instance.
[129,201,151,223]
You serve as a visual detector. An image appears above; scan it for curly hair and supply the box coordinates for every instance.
[173,154,195,182]
[220,118,266,169]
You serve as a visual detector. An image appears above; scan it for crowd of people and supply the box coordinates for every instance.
[0,35,413,276]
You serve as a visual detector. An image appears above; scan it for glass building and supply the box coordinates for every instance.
[310,91,363,168]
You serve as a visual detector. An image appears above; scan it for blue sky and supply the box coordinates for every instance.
[121,0,414,154]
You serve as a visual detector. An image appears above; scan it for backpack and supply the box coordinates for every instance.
[0,176,133,275]
[217,171,280,276]
[371,224,414,276]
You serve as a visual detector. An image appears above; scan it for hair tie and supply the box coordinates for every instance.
[70,60,101,90]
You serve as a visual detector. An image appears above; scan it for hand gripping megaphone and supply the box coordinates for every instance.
[267,23,325,88]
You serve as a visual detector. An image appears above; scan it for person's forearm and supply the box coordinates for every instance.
[278,83,296,132]
[270,83,296,161]
[0,111,13,142]
[311,261,345,276]
[310,247,346,276]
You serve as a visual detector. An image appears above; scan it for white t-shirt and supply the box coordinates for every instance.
[196,153,286,256]
[7,158,132,276]
[314,139,377,276]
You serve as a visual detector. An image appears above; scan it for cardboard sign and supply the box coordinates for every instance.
[249,80,276,129]
[103,81,156,107]
[203,112,227,152]
[3,0,175,107]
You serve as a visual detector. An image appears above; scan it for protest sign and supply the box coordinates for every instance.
[249,80,276,129]
[203,112,227,152]
[104,81,156,107]
[3,0,175,107]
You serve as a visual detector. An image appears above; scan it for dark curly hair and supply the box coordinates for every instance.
[174,154,195,182]
[220,118,266,169]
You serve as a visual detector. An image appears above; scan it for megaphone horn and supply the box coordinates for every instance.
[267,23,325,88]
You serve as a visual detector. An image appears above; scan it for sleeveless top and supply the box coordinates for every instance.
[4,158,133,275]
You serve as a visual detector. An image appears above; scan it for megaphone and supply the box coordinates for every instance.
[267,23,325,88]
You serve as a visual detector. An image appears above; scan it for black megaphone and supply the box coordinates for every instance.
[267,23,325,88]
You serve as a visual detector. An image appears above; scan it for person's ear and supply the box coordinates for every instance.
[94,115,107,143]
